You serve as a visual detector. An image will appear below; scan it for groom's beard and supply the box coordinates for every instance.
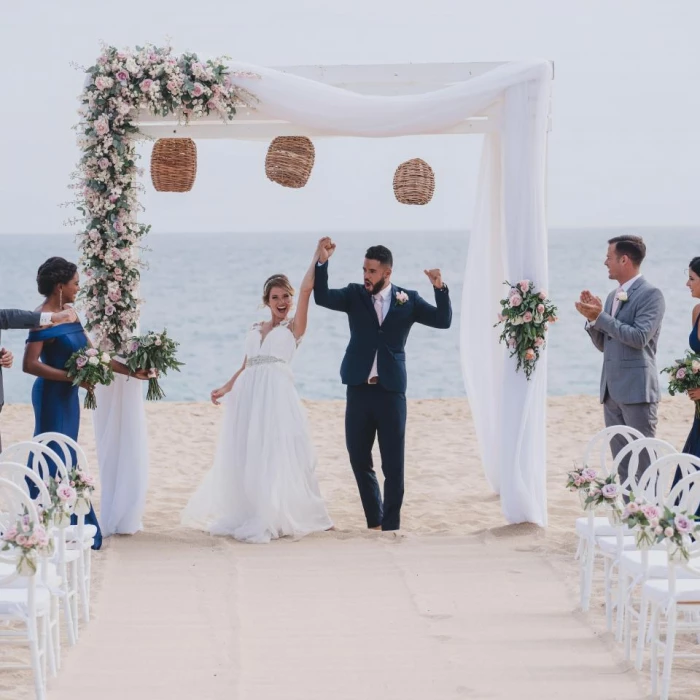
[367,279,388,296]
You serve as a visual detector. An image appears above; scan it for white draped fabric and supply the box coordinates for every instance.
[93,373,149,536]
[93,58,551,532]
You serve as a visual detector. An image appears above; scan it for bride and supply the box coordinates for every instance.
[181,248,333,543]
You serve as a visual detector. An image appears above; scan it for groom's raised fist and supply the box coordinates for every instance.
[424,268,444,289]
[317,237,336,264]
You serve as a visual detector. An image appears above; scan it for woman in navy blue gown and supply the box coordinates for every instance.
[23,257,147,550]
[684,257,700,458]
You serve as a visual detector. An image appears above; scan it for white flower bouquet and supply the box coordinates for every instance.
[65,347,115,409]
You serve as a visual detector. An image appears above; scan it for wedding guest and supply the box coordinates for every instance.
[575,235,665,484]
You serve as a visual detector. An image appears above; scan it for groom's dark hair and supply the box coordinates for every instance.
[365,245,393,268]
[608,235,646,267]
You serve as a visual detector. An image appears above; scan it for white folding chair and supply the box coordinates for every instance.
[0,478,50,700]
[0,461,78,662]
[642,470,700,700]
[576,425,644,611]
[33,432,96,623]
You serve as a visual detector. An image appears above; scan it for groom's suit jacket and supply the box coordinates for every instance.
[585,277,665,405]
[314,262,452,393]
[0,309,42,408]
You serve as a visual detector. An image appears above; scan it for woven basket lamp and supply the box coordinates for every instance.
[265,136,315,188]
[150,138,197,192]
[393,158,435,205]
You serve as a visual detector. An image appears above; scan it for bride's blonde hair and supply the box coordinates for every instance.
[262,274,295,307]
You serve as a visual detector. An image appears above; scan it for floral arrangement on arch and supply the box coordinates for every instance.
[71,43,252,352]
[495,280,557,379]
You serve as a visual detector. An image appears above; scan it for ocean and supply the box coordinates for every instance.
[1,228,698,402]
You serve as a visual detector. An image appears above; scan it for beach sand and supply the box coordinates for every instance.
[1,395,697,699]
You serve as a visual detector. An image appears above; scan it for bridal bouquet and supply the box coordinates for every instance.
[1,511,53,576]
[495,280,558,380]
[662,351,700,419]
[65,348,115,410]
[123,330,183,401]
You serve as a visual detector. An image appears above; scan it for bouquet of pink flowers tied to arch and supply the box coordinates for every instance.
[123,330,183,401]
[662,351,700,419]
[65,347,115,410]
[495,279,558,379]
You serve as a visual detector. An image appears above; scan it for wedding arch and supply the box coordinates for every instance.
[74,45,553,533]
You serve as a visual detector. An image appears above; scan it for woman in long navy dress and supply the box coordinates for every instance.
[684,257,700,456]
[23,257,147,550]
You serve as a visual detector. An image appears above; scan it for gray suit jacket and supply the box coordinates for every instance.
[0,309,42,408]
[586,277,665,405]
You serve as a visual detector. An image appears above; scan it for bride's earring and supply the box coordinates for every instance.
[59,288,63,308]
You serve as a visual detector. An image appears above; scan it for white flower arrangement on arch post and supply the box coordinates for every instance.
[495,280,558,380]
[70,43,250,353]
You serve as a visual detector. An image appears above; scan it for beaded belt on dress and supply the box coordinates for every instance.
[246,355,286,368]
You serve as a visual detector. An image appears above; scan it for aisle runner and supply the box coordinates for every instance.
[47,535,643,700]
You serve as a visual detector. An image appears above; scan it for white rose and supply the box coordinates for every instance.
[88,356,99,366]
[616,291,628,302]
[100,352,111,365]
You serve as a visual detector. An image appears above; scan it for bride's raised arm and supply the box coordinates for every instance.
[292,248,321,340]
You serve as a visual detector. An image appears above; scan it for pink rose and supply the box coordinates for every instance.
[16,534,28,546]
[105,305,116,316]
[155,338,162,346]
[116,70,129,83]
[534,337,545,348]
[108,290,121,302]
[537,304,545,314]
[601,483,619,499]
[58,484,77,502]
[166,80,179,92]
[675,515,694,534]
[128,340,140,353]
[86,348,98,357]
[524,348,536,361]
[113,220,125,234]
[523,312,533,323]
[95,118,109,137]
[4,527,17,541]
[192,82,205,97]
[627,502,639,514]
[519,280,530,293]
[538,291,547,300]
[582,468,597,481]
[99,158,110,170]
[140,78,154,93]
[109,194,119,203]
[76,356,88,369]
[664,527,674,538]
[641,505,661,520]
[676,368,687,380]
[509,295,522,308]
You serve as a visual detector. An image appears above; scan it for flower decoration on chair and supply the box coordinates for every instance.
[67,467,96,517]
[1,511,52,576]
[662,351,700,419]
[495,280,557,380]
[621,496,662,550]
[45,476,78,529]
[582,473,624,522]
[70,44,249,353]
[626,505,700,561]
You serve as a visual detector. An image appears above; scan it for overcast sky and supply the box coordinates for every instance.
[1,0,698,234]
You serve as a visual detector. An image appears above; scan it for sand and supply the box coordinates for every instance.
[0,395,697,699]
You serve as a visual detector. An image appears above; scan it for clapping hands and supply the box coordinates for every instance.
[575,290,603,322]
[0,348,13,369]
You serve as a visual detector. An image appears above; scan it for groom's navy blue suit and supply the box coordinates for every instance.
[314,261,452,530]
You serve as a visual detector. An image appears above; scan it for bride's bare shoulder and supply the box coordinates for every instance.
[693,304,700,324]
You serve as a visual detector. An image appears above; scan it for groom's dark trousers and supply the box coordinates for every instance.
[314,261,451,531]
[346,383,406,530]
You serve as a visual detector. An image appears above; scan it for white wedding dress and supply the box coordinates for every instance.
[181,320,333,543]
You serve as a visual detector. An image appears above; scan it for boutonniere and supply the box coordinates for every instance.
[616,290,629,304]
[395,290,409,305]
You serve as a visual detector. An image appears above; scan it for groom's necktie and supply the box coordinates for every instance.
[611,285,623,317]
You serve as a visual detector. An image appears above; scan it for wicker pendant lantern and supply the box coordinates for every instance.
[150,138,197,192]
[393,158,435,205]
[265,136,315,188]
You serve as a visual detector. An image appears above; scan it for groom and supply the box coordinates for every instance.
[313,237,452,531]
[575,234,665,483]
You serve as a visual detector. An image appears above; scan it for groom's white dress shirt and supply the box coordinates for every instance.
[368,283,392,383]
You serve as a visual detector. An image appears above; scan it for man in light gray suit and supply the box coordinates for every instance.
[0,306,76,450]
[576,235,665,483]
